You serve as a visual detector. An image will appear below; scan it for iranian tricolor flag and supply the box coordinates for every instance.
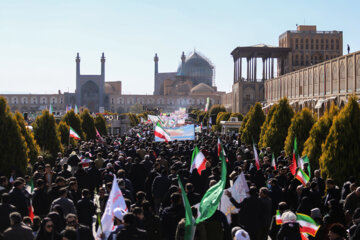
[69,127,80,140]
[296,213,320,237]
[289,137,298,175]
[295,168,310,186]
[190,146,206,175]
[217,139,228,162]
[275,210,282,225]
[271,152,277,170]
[252,141,260,170]
[154,122,171,142]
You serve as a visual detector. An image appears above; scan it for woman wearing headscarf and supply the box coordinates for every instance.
[35,217,62,240]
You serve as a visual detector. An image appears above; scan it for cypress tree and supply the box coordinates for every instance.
[302,105,339,171]
[208,105,226,125]
[239,106,252,134]
[284,108,315,157]
[62,109,84,139]
[229,112,243,121]
[0,97,28,175]
[262,98,294,155]
[241,102,265,144]
[319,97,360,183]
[33,110,63,163]
[259,104,278,148]
[80,109,96,140]
[14,112,40,165]
[57,121,70,146]
[95,114,108,136]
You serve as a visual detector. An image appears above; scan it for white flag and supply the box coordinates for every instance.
[219,172,249,223]
[96,176,128,239]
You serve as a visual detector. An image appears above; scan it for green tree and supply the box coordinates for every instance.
[80,109,96,140]
[62,109,84,139]
[209,105,226,125]
[302,105,339,171]
[0,97,28,174]
[95,114,108,136]
[259,104,278,148]
[196,111,206,124]
[241,103,265,144]
[213,112,231,132]
[128,113,139,127]
[14,112,40,165]
[129,103,144,113]
[284,108,315,157]
[57,121,71,146]
[319,97,360,183]
[261,98,294,155]
[239,106,252,134]
[229,112,243,121]
[33,110,63,164]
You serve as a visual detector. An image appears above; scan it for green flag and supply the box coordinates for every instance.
[177,176,196,240]
[196,140,227,224]
[191,146,200,166]
[302,155,311,178]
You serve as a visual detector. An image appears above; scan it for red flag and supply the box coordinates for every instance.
[217,139,221,157]
[95,128,105,144]
[289,155,297,175]
[28,205,34,221]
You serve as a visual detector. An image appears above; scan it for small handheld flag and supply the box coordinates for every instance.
[69,127,81,140]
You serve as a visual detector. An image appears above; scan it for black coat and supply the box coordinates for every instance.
[76,198,96,228]
[116,226,147,240]
[32,188,50,217]
[160,204,185,240]
[0,203,16,232]
[9,187,28,217]
[276,222,302,240]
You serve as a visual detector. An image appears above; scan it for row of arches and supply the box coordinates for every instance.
[3,96,64,105]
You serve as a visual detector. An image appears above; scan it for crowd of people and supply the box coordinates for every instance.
[0,123,359,240]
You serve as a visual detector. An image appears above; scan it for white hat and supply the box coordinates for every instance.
[113,208,125,221]
[281,211,297,223]
[234,229,250,240]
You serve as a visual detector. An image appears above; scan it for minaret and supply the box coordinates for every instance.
[178,51,186,76]
[75,53,81,107]
[154,53,159,95]
[100,53,105,108]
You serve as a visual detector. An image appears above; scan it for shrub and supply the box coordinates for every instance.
[14,112,40,165]
[95,115,108,136]
[319,97,360,183]
[239,106,252,134]
[302,105,339,171]
[240,103,265,144]
[62,109,84,140]
[284,108,315,157]
[80,109,96,140]
[259,104,278,148]
[0,97,28,175]
[261,98,294,156]
[33,110,63,164]
[209,105,226,125]
[229,112,243,121]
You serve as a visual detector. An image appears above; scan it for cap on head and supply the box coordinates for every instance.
[113,208,126,221]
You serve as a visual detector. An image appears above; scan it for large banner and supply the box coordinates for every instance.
[155,124,195,142]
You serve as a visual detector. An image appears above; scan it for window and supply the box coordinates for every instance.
[12,97,18,104]
[245,94,250,101]
[51,98,56,104]
[111,98,114,104]
[21,97,28,104]
[32,97,37,104]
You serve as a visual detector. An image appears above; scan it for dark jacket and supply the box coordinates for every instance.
[116,226,147,240]
[160,204,185,240]
[0,203,16,232]
[9,187,29,217]
[3,223,34,240]
[76,198,96,227]
[32,187,50,217]
[276,222,302,240]
[61,224,94,240]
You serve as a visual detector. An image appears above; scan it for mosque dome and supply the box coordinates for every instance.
[177,51,214,87]
[190,83,215,94]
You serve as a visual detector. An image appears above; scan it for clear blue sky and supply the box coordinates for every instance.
[0,0,359,94]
